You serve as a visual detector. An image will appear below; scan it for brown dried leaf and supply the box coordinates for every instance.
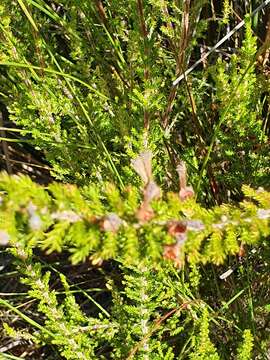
[179,186,194,201]
[238,243,245,258]
[143,180,161,203]
[167,220,187,237]
[100,213,123,233]
[163,243,183,268]
[176,161,187,189]
[131,151,152,184]
[186,220,205,231]
[136,203,154,223]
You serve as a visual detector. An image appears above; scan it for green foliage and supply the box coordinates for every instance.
[208,18,268,195]
[0,170,269,358]
[189,307,219,360]
[222,0,231,25]
[0,1,268,201]
[19,262,115,359]
[0,1,269,359]
[237,329,254,360]
[0,172,270,267]
[110,266,175,359]
[0,0,208,186]
[3,257,117,359]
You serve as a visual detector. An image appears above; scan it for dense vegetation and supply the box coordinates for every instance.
[0,0,269,358]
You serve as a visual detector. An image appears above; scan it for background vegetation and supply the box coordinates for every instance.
[0,0,269,358]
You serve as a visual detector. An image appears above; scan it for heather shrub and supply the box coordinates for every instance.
[0,1,269,359]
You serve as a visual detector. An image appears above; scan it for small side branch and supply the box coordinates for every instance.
[162,0,191,129]
[137,0,150,130]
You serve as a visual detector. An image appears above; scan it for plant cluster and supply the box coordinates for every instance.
[0,151,270,358]
[0,0,269,359]
[1,1,268,195]
[0,153,270,268]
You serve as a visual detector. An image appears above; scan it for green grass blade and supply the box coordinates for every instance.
[16,0,39,32]
[0,297,54,337]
